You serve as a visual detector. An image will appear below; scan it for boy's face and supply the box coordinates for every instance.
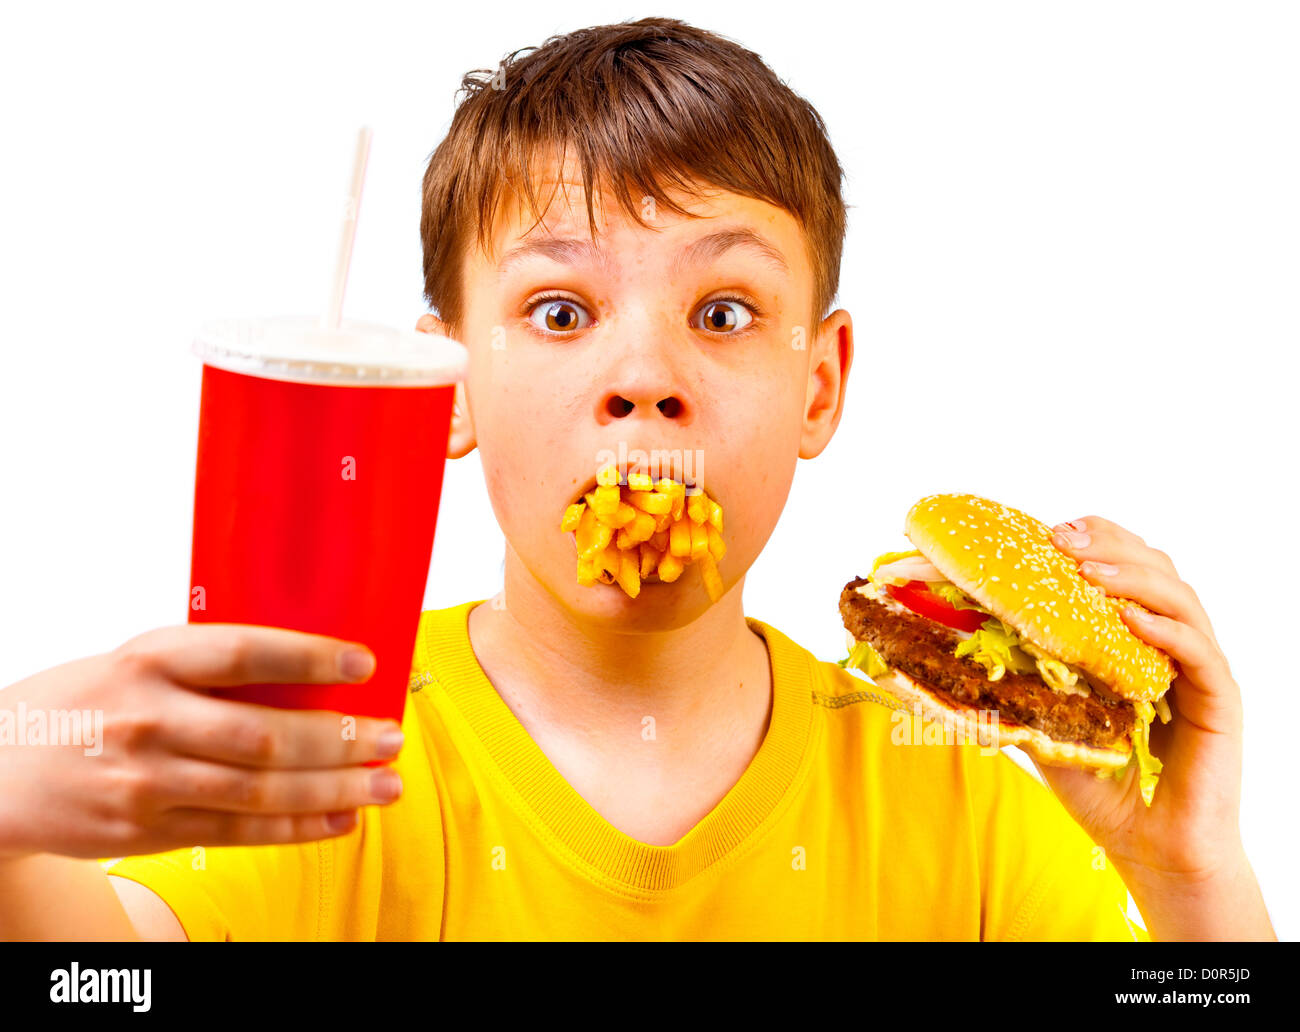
[420,161,851,631]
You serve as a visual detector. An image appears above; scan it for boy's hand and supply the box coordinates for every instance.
[1033,515,1253,890]
[0,624,405,861]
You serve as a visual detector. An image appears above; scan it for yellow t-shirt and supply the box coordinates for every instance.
[100,600,1149,941]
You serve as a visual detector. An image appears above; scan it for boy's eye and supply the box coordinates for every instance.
[693,299,754,334]
[528,297,591,334]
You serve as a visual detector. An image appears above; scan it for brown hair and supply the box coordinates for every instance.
[420,17,847,339]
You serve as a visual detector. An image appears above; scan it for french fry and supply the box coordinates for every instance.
[627,490,672,516]
[616,550,641,598]
[591,484,621,517]
[669,516,692,558]
[568,477,723,601]
[594,543,620,582]
[616,514,655,549]
[664,480,686,521]
[561,501,586,532]
[574,505,597,558]
[639,542,659,579]
[589,521,613,560]
[597,501,637,529]
[626,510,656,543]
[657,549,684,582]
[689,519,709,560]
[698,552,723,601]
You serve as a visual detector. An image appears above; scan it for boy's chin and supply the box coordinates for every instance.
[562,579,720,631]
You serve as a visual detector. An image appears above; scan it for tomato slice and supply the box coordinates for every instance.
[885,580,990,632]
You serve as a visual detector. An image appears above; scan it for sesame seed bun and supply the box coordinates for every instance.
[904,493,1176,705]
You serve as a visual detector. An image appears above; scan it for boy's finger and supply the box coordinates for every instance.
[154,756,402,814]
[1119,607,1241,731]
[159,694,404,769]
[1053,515,1149,550]
[153,807,362,849]
[1077,562,1218,645]
[117,623,375,688]
[1050,521,1179,579]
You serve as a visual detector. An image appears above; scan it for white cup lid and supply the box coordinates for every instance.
[192,315,467,386]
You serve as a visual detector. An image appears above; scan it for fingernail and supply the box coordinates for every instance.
[376,727,405,758]
[370,768,402,801]
[1125,606,1152,622]
[325,810,356,832]
[340,648,375,681]
[1083,561,1118,576]
[1052,531,1090,549]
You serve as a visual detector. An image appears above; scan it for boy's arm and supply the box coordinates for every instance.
[1112,847,1274,942]
[0,853,140,941]
[0,853,189,941]
[109,874,188,941]
[1037,515,1275,941]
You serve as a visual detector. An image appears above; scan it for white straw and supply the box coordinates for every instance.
[322,126,373,330]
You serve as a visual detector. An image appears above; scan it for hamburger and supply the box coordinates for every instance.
[839,493,1176,805]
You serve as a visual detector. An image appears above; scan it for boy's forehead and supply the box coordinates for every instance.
[483,171,804,273]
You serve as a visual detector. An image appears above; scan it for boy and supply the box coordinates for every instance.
[0,17,1274,940]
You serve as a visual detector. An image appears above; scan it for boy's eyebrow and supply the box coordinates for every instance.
[496,226,790,280]
[673,228,790,278]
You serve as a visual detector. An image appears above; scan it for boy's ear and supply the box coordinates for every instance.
[799,310,853,460]
[415,313,476,459]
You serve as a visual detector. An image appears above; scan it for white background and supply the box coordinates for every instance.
[1,1,1295,939]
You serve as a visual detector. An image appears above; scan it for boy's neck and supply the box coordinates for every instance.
[465,551,774,766]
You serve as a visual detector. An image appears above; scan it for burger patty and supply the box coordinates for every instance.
[839,577,1134,750]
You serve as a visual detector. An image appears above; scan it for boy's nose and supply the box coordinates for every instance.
[601,389,686,422]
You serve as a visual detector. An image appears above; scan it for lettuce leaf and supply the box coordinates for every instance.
[1017,638,1084,694]
[1101,701,1164,806]
[953,618,1038,681]
[837,638,890,678]
[928,581,993,614]
[1131,700,1164,807]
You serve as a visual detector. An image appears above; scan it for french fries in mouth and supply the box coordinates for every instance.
[559,464,725,601]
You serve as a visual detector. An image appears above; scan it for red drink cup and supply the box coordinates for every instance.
[188,316,467,726]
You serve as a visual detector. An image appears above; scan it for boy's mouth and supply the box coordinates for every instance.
[568,459,702,508]
[560,460,725,601]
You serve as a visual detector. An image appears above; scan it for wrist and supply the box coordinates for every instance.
[1112,847,1275,941]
